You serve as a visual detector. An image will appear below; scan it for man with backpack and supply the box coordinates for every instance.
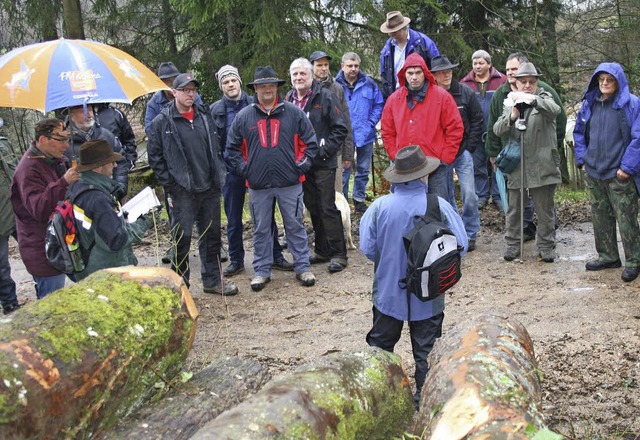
[359,145,467,407]
[65,140,153,281]
[11,118,80,299]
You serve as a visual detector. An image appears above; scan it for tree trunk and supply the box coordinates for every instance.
[103,356,271,439]
[62,0,85,40]
[191,348,415,440]
[414,313,554,439]
[0,266,198,439]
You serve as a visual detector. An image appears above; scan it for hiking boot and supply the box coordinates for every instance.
[220,246,229,263]
[223,262,245,277]
[309,254,330,264]
[161,247,173,264]
[328,260,347,273]
[503,247,520,261]
[622,267,640,282]
[354,200,367,213]
[203,282,239,296]
[467,239,476,252]
[296,272,316,287]
[2,303,20,315]
[478,199,488,209]
[539,249,555,263]
[273,257,294,271]
[585,259,622,271]
[251,276,271,292]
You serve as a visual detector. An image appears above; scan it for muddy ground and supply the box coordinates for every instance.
[8,198,640,439]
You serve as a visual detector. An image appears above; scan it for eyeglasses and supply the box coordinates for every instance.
[177,87,198,94]
[598,76,616,84]
[516,78,538,86]
[47,133,70,142]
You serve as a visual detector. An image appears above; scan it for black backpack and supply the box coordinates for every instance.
[45,187,96,274]
[399,194,463,302]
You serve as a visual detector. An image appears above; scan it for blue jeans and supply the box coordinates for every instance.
[472,142,501,204]
[33,274,66,299]
[0,233,17,308]
[223,173,284,265]
[446,151,480,240]
[426,164,449,200]
[249,185,310,277]
[342,142,373,203]
[167,186,222,288]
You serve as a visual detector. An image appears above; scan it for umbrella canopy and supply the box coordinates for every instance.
[0,39,168,113]
[495,168,508,214]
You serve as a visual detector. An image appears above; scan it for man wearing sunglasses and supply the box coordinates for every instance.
[10,118,80,299]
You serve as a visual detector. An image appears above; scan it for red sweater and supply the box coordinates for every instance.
[381,53,463,163]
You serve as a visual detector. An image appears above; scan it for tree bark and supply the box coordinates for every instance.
[103,356,271,439]
[191,348,415,440]
[0,266,198,439]
[62,0,85,40]
[414,313,552,439]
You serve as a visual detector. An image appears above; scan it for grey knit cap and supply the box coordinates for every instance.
[216,65,242,88]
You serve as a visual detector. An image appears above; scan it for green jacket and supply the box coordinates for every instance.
[0,137,17,237]
[67,171,152,280]
[493,89,562,189]
[485,80,567,158]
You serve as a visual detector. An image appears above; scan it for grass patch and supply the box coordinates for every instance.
[555,184,588,203]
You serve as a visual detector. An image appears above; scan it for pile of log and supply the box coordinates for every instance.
[415,313,551,439]
[0,266,198,439]
[191,348,416,439]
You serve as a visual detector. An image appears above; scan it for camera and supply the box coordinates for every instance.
[514,102,533,131]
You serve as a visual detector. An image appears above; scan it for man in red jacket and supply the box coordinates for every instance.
[381,52,463,199]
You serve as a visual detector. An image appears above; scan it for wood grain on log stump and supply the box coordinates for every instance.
[0,266,198,439]
[415,313,551,439]
[191,347,415,440]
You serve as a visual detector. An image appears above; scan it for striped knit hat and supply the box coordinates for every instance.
[216,65,242,88]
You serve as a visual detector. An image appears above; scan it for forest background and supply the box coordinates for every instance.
[1,0,639,150]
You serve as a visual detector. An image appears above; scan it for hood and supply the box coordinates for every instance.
[397,53,436,90]
[583,62,631,108]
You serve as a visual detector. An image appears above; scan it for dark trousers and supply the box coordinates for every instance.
[366,307,444,401]
[426,164,449,201]
[168,187,221,288]
[223,172,284,265]
[303,168,347,261]
[0,232,17,309]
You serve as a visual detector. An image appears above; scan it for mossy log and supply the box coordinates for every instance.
[103,356,271,439]
[414,313,550,439]
[191,347,415,440]
[0,266,198,440]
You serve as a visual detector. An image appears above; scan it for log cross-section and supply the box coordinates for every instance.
[0,266,198,439]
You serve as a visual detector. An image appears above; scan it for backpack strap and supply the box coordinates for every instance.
[424,194,442,223]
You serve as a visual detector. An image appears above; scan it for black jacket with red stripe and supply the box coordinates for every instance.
[226,98,318,190]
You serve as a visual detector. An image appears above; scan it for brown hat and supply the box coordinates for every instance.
[380,11,411,33]
[76,139,123,173]
[383,145,440,183]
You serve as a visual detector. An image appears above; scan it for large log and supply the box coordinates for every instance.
[192,347,416,440]
[103,356,271,439]
[0,266,198,440]
[414,313,555,439]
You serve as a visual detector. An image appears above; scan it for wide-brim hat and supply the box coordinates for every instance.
[247,66,286,91]
[383,145,440,183]
[514,62,543,78]
[76,139,123,173]
[430,55,459,72]
[157,62,180,79]
[380,11,411,33]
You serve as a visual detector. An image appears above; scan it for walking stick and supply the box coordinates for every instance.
[515,105,528,261]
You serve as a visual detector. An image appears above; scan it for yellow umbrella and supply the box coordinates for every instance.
[0,39,168,113]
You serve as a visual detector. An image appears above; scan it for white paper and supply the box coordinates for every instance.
[122,186,161,223]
